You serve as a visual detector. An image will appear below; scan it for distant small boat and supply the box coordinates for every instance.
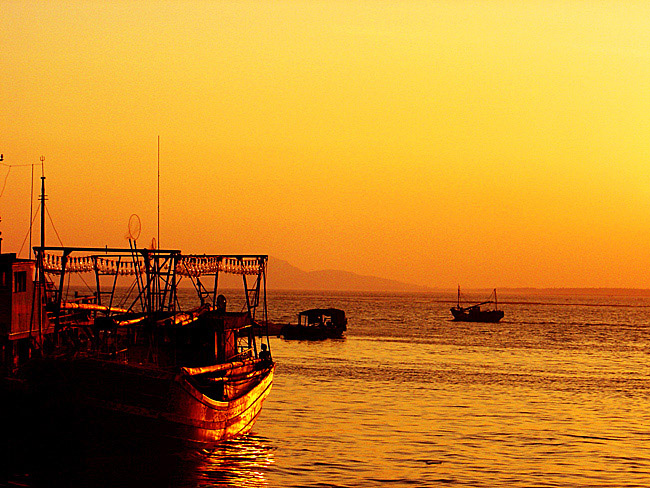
[280,308,347,340]
[450,287,504,323]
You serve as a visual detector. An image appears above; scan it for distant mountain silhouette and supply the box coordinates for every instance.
[266,257,431,292]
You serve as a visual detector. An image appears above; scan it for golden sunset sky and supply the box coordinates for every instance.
[1,1,649,288]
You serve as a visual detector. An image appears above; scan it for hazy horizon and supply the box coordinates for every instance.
[2,1,649,290]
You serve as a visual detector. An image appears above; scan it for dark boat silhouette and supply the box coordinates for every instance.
[450,287,504,323]
[280,308,347,340]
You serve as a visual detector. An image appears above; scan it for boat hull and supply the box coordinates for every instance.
[18,357,274,444]
[450,308,504,323]
[280,324,346,340]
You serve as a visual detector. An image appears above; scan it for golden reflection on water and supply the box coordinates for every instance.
[190,435,276,488]
[8,292,650,487]
[4,425,276,488]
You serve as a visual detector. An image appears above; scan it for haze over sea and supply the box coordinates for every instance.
[5,288,650,487]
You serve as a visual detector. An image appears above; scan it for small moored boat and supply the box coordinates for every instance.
[450,287,504,323]
[280,308,347,340]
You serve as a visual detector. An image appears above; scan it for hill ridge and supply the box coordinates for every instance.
[267,257,430,292]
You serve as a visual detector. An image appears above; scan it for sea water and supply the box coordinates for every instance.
[4,290,650,487]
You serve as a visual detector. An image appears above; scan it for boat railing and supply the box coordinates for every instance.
[96,347,129,362]
[234,347,254,361]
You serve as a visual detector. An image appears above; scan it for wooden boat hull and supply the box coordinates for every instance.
[450,308,504,323]
[20,357,275,444]
[280,324,346,340]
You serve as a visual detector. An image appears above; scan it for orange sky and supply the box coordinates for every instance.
[1,1,649,289]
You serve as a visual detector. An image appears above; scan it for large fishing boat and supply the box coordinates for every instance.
[0,178,274,444]
[450,287,504,323]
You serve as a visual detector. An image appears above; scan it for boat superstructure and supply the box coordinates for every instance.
[1,177,274,443]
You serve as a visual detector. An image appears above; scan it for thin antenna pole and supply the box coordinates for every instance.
[157,136,160,249]
[0,154,3,254]
[29,163,34,259]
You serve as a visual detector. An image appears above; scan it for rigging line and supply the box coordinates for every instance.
[77,268,95,295]
[119,279,138,309]
[18,206,41,256]
[45,205,65,247]
[0,166,11,199]
[0,162,36,168]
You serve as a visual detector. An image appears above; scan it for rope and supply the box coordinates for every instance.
[18,207,40,256]
[0,162,35,168]
[0,162,43,199]
[77,270,95,295]
[46,205,65,246]
[0,166,11,198]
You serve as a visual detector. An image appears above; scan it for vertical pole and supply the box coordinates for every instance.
[53,251,69,344]
[170,253,178,313]
[213,265,219,308]
[94,256,102,306]
[38,164,46,346]
[29,163,34,259]
[157,135,160,250]
[39,157,45,269]
[242,270,250,314]
[37,158,46,310]
[263,258,270,353]
[156,137,161,313]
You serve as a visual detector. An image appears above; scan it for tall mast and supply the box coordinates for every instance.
[38,156,46,283]
[39,156,45,255]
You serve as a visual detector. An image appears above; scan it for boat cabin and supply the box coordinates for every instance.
[298,308,347,328]
[169,296,257,368]
[279,307,348,340]
[0,253,52,372]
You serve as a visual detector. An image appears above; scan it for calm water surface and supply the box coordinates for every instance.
[4,291,650,487]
